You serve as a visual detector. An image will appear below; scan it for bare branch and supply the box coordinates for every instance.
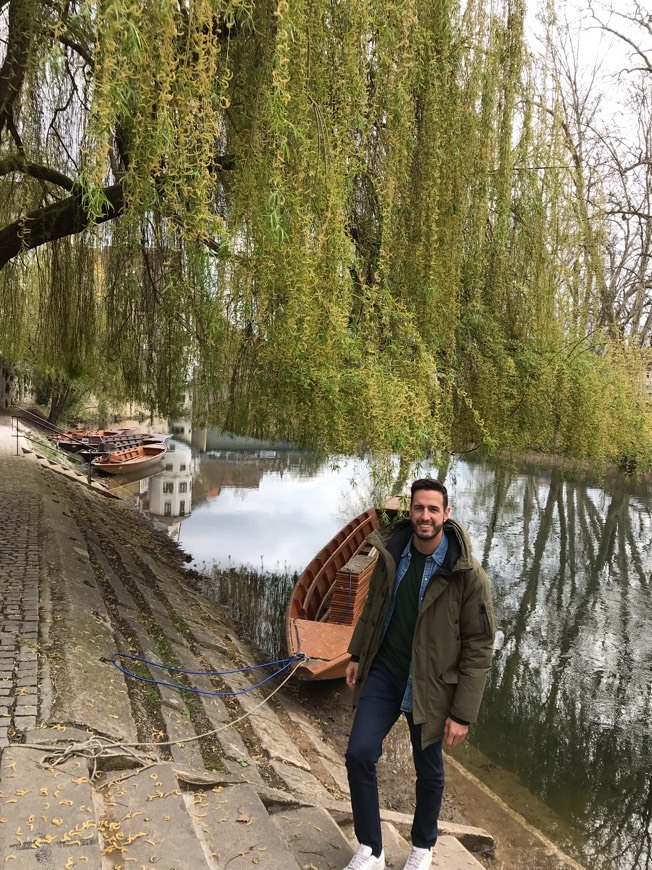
[587,2,652,73]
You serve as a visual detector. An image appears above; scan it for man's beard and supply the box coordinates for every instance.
[412,519,443,541]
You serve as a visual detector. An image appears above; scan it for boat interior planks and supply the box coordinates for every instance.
[289,620,355,680]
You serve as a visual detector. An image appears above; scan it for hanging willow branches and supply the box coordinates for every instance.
[0,0,650,464]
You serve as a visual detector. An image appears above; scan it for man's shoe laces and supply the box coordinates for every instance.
[344,844,385,869]
[403,846,432,869]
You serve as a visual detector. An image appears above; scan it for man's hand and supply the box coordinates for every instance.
[444,717,469,747]
[345,661,359,690]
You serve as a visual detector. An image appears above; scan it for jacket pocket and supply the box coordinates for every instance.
[479,601,493,636]
[442,669,459,684]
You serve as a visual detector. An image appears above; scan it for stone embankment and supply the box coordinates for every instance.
[0,415,491,869]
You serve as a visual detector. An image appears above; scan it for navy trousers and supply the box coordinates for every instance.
[345,661,444,858]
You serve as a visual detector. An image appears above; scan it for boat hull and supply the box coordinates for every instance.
[286,506,398,680]
[91,443,168,475]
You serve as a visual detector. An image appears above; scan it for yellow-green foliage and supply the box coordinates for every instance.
[554,342,652,467]
[1,0,651,466]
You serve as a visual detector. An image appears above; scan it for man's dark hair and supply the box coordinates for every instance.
[410,478,448,510]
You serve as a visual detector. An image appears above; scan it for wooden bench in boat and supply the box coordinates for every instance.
[325,548,377,625]
[110,447,139,462]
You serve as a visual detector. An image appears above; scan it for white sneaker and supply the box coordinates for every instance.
[403,845,433,869]
[344,844,386,869]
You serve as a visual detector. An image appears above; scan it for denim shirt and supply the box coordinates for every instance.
[379,531,449,712]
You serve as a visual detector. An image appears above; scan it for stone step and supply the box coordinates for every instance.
[168,642,257,770]
[271,804,353,869]
[199,645,313,773]
[39,489,137,742]
[98,762,211,867]
[433,835,486,868]
[134,551,214,632]
[377,807,494,854]
[191,782,302,869]
[382,823,487,869]
[280,705,351,796]
[270,759,340,807]
[337,809,494,864]
[121,614,206,772]
[0,746,100,868]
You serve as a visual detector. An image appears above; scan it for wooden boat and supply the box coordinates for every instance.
[77,434,171,462]
[77,440,145,462]
[51,430,170,454]
[91,442,168,475]
[286,504,398,680]
[52,427,139,443]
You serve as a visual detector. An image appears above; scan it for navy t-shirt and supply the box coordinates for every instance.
[376,543,427,678]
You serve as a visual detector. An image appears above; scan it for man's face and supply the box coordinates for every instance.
[410,489,450,545]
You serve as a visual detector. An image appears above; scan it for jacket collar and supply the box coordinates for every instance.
[372,516,474,575]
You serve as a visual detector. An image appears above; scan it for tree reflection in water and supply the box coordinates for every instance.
[465,459,652,870]
[186,452,652,869]
[195,561,296,662]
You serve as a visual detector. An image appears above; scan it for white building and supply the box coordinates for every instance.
[148,442,195,524]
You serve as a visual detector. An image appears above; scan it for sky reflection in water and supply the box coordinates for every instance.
[180,454,378,572]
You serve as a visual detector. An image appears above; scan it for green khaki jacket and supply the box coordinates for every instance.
[348,517,495,748]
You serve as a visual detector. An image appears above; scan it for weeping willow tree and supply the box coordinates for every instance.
[0,0,650,463]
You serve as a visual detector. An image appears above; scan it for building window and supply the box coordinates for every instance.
[179,463,186,471]
[165,463,173,471]
[163,482,174,494]
[164,502,172,516]
[179,500,186,516]
[179,482,187,494]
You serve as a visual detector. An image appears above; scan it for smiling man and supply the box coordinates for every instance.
[343,479,495,870]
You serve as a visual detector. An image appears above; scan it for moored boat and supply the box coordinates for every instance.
[91,442,168,475]
[286,503,399,680]
[51,430,171,455]
[52,427,139,444]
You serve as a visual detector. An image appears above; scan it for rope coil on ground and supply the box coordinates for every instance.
[102,650,306,696]
[22,653,308,775]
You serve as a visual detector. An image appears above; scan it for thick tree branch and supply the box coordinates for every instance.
[58,15,95,68]
[0,151,236,267]
[0,183,124,268]
[606,208,652,220]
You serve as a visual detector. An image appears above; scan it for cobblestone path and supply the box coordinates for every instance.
[0,447,42,743]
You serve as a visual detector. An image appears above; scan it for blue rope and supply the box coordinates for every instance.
[104,651,305,697]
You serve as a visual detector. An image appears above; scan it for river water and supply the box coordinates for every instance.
[122,438,652,869]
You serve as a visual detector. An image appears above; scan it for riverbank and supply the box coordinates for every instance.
[0,413,584,868]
